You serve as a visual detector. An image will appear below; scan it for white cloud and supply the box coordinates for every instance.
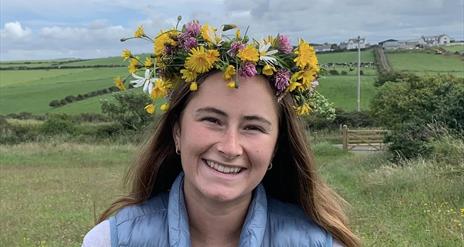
[0,22,32,39]
[0,0,462,60]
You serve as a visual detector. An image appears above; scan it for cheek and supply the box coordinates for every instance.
[247,137,277,167]
[180,123,218,155]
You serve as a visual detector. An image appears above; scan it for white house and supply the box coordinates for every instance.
[379,34,452,50]
[339,37,366,50]
[420,34,451,46]
[314,43,333,52]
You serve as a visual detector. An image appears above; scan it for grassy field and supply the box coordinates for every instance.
[387,51,464,77]
[2,48,462,115]
[315,143,464,246]
[0,50,378,115]
[441,44,464,53]
[318,75,378,111]
[1,141,462,246]
[317,50,375,63]
[0,67,127,114]
[0,142,135,246]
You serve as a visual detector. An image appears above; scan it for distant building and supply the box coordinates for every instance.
[379,39,400,50]
[380,34,452,50]
[339,37,366,50]
[314,43,334,52]
[420,34,451,46]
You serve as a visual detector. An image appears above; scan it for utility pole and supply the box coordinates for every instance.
[357,36,361,112]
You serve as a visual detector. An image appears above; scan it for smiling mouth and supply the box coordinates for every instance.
[203,159,244,174]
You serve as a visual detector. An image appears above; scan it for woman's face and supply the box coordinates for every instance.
[174,72,279,204]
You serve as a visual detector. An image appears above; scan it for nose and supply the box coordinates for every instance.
[216,129,243,159]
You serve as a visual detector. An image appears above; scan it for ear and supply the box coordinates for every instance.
[172,122,181,148]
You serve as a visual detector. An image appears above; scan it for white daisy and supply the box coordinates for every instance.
[258,40,278,65]
[130,69,155,94]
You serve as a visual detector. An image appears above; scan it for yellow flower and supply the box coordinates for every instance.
[237,45,259,62]
[180,69,198,82]
[264,35,276,46]
[144,57,153,68]
[145,104,155,114]
[287,81,301,92]
[224,65,236,80]
[295,103,311,116]
[262,64,276,76]
[114,76,126,91]
[201,24,213,42]
[128,58,139,74]
[185,47,219,73]
[297,68,316,87]
[190,82,198,91]
[160,103,169,111]
[201,24,222,45]
[461,208,464,216]
[294,39,317,69]
[227,81,236,88]
[121,49,132,61]
[151,79,170,99]
[134,25,145,38]
[154,31,177,56]
[207,49,220,62]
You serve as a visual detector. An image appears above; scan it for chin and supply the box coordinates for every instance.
[200,184,248,203]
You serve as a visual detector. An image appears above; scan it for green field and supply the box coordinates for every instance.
[0,67,127,114]
[0,142,133,246]
[0,51,378,115]
[318,50,375,63]
[315,144,464,246]
[387,51,464,77]
[441,44,464,53]
[1,141,462,246]
[1,48,463,115]
[318,75,378,111]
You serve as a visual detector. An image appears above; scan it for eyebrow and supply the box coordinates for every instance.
[195,107,273,127]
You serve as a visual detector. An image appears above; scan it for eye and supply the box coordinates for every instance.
[244,125,266,133]
[201,117,222,125]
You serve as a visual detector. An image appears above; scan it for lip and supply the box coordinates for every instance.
[201,158,247,178]
[203,158,247,169]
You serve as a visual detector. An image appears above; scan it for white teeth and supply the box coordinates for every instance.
[205,160,242,174]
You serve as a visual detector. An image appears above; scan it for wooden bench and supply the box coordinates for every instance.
[341,125,389,151]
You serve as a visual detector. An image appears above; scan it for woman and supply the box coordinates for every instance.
[83,20,359,246]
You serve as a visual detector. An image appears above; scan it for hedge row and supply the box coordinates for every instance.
[0,112,110,123]
[49,86,120,108]
[0,64,125,70]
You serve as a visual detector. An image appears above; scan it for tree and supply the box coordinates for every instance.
[101,91,156,131]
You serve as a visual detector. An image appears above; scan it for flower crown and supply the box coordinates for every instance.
[115,17,326,116]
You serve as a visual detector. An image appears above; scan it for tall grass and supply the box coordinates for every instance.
[0,142,136,247]
[1,138,462,246]
[315,138,464,246]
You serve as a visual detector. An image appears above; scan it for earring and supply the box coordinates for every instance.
[267,162,273,171]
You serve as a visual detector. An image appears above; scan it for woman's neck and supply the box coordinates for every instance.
[183,185,252,247]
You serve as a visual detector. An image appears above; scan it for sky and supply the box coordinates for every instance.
[1,0,463,61]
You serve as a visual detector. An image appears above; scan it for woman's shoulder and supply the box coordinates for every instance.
[82,192,170,247]
[267,198,332,246]
[113,192,170,224]
[82,220,110,247]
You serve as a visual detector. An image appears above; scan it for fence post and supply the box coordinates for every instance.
[342,125,348,151]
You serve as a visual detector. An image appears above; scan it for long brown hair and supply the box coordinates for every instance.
[98,74,360,246]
